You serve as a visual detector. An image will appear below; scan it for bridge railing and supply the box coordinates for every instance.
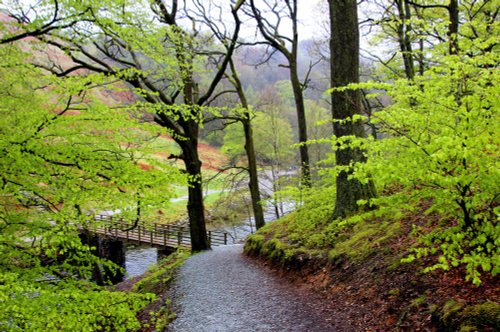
[91,215,233,248]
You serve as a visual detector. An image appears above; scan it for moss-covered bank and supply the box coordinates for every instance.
[244,197,499,331]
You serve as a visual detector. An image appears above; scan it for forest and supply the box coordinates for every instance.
[0,0,498,330]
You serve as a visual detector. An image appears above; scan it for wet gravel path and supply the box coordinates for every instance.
[168,244,344,332]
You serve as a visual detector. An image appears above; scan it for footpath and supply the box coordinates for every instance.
[168,244,351,332]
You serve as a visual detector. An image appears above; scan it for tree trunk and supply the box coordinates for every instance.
[290,64,311,187]
[329,0,377,219]
[228,59,266,229]
[179,126,209,252]
[448,0,459,55]
[395,0,415,79]
[243,118,266,229]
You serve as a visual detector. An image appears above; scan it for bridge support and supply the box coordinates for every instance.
[80,232,125,285]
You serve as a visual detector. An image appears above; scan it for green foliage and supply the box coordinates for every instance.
[208,189,252,228]
[0,273,153,331]
[358,50,499,284]
[283,185,336,247]
[0,41,182,329]
[274,80,295,107]
[304,99,332,165]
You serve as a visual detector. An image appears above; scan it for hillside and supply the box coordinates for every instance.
[245,196,500,331]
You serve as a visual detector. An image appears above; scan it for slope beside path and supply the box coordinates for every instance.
[168,244,350,332]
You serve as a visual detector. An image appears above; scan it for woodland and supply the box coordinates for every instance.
[0,0,498,330]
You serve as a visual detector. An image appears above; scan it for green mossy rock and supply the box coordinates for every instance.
[438,301,500,331]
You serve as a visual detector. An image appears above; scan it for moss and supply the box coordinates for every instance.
[438,301,500,331]
[388,288,400,296]
[328,220,402,264]
[244,234,266,256]
[132,250,189,294]
[261,238,287,263]
[460,302,500,330]
[412,296,426,306]
[441,300,465,326]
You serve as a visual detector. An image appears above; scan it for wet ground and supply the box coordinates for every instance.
[168,245,349,332]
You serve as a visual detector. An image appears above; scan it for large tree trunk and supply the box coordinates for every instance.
[329,0,377,219]
[179,133,209,252]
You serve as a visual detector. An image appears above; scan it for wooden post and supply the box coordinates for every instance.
[208,231,212,246]
[177,228,182,246]
[163,230,166,247]
[224,232,228,245]
[138,225,141,242]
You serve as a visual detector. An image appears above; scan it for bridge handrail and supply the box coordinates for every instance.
[90,214,233,247]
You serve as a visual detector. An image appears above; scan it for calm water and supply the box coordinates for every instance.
[125,245,157,278]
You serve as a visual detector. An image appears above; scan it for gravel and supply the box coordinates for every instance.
[168,244,344,332]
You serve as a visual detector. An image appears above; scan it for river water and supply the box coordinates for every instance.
[125,245,158,278]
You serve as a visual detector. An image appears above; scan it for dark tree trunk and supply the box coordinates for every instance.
[175,36,209,252]
[329,0,377,219]
[179,132,209,252]
[448,0,459,55]
[243,119,266,229]
[290,63,311,187]
[395,0,415,79]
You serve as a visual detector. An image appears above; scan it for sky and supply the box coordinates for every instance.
[297,0,327,39]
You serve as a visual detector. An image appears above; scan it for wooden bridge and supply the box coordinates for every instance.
[89,215,234,250]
